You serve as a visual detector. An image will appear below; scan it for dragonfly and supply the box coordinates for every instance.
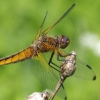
[49,51,96,100]
[0,3,76,99]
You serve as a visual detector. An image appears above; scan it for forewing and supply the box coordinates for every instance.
[42,3,76,35]
[29,53,66,99]
[35,12,48,40]
[73,58,96,80]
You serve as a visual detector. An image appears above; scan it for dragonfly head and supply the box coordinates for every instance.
[59,35,70,49]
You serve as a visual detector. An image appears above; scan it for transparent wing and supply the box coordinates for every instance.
[48,49,96,81]
[42,3,76,35]
[35,11,48,40]
[29,53,66,99]
[73,58,96,80]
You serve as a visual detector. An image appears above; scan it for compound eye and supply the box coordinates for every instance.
[59,35,70,49]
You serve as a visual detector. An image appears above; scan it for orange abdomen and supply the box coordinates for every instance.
[0,46,34,66]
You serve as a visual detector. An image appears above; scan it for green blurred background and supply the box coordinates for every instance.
[0,0,100,100]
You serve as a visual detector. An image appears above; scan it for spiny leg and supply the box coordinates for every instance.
[48,52,66,70]
[48,52,60,72]
[48,52,67,100]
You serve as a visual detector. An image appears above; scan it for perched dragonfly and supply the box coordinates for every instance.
[49,51,96,100]
[0,3,76,99]
[0,3,76,65]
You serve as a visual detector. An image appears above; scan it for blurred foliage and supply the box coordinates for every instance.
[0,0,100,100]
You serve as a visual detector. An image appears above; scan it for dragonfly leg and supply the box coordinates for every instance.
[48,51,55,65]
[48,52,60,68]
[48,52,67,69]
[48,52,67,99]
[48,52,60,72]
[57,54,65,61]
[48,51,68,72]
